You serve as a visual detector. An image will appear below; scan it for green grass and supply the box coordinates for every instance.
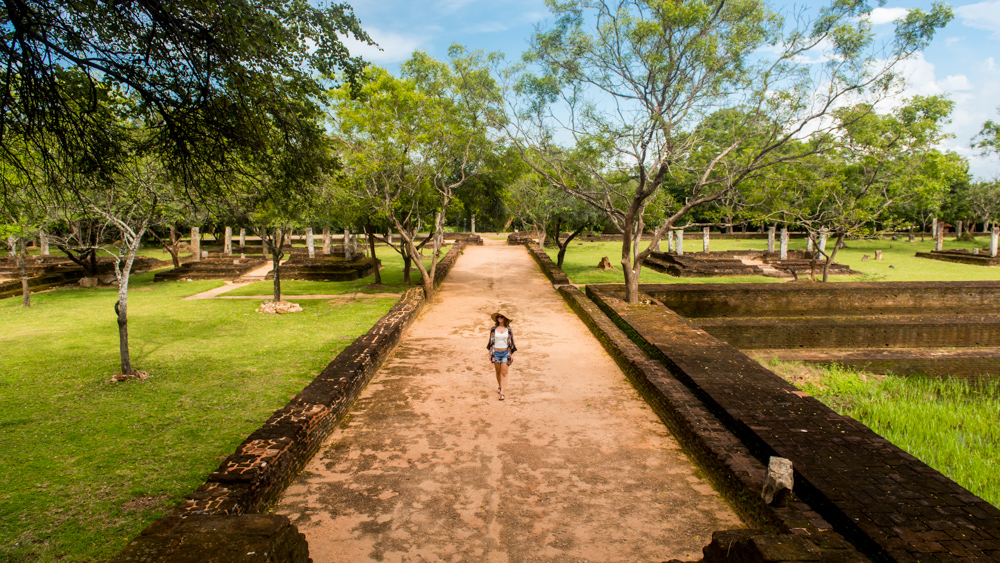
[770,362,1000,509]
[543,235,999,285]
[0,273,397,562]
[224,246,448,296]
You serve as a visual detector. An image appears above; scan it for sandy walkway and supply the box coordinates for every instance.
[275,241,741,562]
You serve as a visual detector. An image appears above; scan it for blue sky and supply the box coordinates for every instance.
[344,0,1000,180]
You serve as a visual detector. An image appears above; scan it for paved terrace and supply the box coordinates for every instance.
[275,240,741,562]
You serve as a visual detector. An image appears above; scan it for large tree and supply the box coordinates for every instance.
[463,0,952,302]
[749,96,964,281]
[0,0,371,187]
[334,54,494,299]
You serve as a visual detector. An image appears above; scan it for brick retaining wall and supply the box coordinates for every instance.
[114,243,468,562]
[644,281,1000,318]
[588,285,1000,562]
[696,314,1000,349]
[525,244,572,285]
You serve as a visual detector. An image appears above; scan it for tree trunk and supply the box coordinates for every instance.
[366,222,381,285]
[271,228,282,302]
[503,216,515,232]
[114,229,145,376]
[556,225,587,269]
[822,233,845,282]
[15,237,30,307]
[402,252,412,285]
[620,209,642,304]
[149,230,181,268]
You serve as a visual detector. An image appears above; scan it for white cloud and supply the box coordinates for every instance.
[956,1,1000,36]
[868,7,910,25]
[342,28,425,64]
[879,53,1000,179]
[940,74,973,91]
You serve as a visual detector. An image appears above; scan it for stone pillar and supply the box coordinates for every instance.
[767,226,776,253]
[779,228,788,260]
[223,227,232,256]
[344,228,353,261]
[190,227,200,262]
[322,227,331,255]
[667,232,675,253]
[875,250,883,260]
[935,224,944,251]
[283,231,291,246]
[703,227,710,253]
[306,228,315,258]
[40,231,49,256]
[956,220,963,240]
[908,227,915,243]
[931,218,938,239]
[818,229,828,254]
[675,230,684,256]
[239,228,246,249]
[991,227,998,258]
[471,215,476,234]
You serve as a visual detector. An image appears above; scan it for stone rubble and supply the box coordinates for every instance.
[256,300,304,314]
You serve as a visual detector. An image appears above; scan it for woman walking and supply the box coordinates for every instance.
[486,311,517,400]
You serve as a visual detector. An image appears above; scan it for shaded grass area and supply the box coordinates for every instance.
[0,273,397,562]
[225,246,448,296]
[543,236,998,285]
[769,361,1000,509]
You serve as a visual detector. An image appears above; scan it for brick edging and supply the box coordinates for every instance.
[114,243,468,562]
[559,286,839,534]
[524,244,572,285]
[589,285,1000,562]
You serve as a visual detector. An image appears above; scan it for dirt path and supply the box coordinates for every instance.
[275,241,741,562]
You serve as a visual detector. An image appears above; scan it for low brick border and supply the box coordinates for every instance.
[114,243,467,562]
[525,244,572,286]
[589,285,1000,562]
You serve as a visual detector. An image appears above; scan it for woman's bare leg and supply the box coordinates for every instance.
[494,362,503,390]
[499,362,509,396]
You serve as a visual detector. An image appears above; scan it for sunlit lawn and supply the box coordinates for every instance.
[769,361,1000,509]
[544,234,999,284]
[0,272,397,562]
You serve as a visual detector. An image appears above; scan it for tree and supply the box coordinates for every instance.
[465,0,952,302]
[973,108,1000,158]
[0,0,372,190]
[334,54,494,299]
[749,96,964,281]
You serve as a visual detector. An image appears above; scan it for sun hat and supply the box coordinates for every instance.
[490,311,514,324]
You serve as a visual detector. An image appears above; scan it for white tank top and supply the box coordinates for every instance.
[494,328,509,349]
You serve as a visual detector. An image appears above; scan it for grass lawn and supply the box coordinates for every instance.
[544,235,999,285]
[0,273,397,562]
[769,361,1000,509]
[225,245,449,297]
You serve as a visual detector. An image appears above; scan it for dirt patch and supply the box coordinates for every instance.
[121,494,168,512]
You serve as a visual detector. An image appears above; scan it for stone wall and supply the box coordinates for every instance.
[114,242,468,562]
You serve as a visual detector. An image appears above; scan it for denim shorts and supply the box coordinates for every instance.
[491,349,510,364]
